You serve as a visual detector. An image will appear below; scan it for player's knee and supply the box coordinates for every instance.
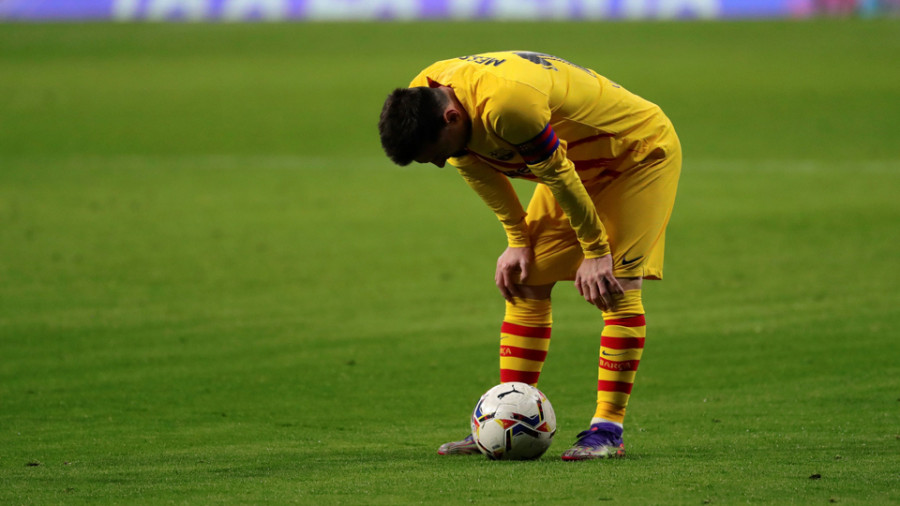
[516,283,554,300]
[617,277,642,291]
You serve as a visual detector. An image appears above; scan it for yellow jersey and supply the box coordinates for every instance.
[409,51,677,259]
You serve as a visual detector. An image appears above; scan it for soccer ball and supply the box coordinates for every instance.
[470,382,557,460]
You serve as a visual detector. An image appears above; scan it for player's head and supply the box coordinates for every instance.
[379,86,468,168]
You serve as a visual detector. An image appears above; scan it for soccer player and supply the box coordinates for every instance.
[378,51,681,461]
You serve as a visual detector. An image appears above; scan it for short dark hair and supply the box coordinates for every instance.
[378,87,448,166]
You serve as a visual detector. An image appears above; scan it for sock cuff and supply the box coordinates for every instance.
[505,298,552,327]
[602,289,644,320]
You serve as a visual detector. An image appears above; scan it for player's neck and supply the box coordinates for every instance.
[441,87,471,149]
[441,86,469,124]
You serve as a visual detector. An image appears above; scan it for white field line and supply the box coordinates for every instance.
[688,158,900,174]
[0,154,392,171]
[1,155,898,173]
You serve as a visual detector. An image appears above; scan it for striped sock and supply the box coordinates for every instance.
[499,298,552,386]
[592,290,646,425]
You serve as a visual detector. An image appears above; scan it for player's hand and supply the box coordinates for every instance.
[495,247,534,303]
[574,254,624,311]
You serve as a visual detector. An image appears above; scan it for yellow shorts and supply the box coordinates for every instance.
[523,134,681,285]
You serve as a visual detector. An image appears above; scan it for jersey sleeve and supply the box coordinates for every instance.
[487,83,610,259]
[452,155,530,249]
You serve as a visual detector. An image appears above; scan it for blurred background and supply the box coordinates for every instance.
[1,0,899,21]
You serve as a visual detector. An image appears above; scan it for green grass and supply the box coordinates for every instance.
[1,20,899,504]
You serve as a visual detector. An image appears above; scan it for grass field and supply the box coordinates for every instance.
[1,20,899,504]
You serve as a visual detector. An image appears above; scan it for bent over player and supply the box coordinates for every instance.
[378,51,681,460]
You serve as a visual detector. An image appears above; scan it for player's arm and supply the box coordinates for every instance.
[488,86,609,259]
[489,84,622,309]
[454,156,529,248]
[453,155,533,302]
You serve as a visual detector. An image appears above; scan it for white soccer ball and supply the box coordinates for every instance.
[470,382,557,460]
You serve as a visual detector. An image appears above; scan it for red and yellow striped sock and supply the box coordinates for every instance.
[499,297,552,386]
[593,289,646,425]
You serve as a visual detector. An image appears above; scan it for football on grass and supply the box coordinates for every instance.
[470,382,557,460]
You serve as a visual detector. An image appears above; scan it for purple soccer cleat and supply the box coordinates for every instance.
[437,434,481,456]
[561,422,626,461]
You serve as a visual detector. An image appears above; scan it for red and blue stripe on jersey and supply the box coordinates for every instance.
[469,125,624,183]
[515,124,560,165]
